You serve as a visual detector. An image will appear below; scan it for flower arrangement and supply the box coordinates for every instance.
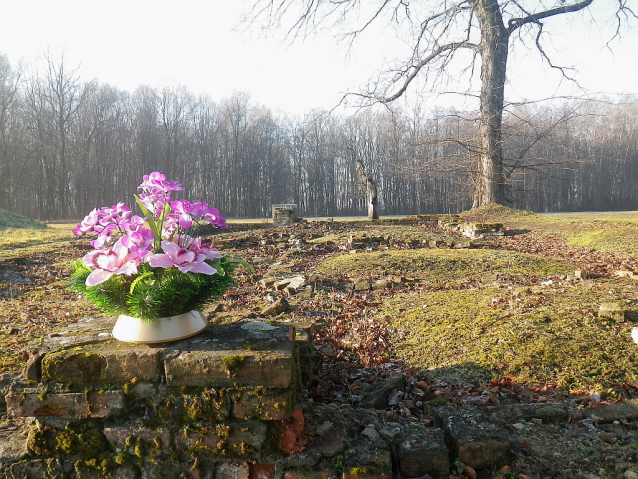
[70,172,247,322]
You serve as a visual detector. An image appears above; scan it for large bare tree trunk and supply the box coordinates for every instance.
[473,0,508,208]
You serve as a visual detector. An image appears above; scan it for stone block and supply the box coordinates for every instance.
[6,392,89,419]
[41,347,162,386]
[75,460,139,479]
[284,473,336,479]
[396,426,449,479]
[598,303,627,321]
[434,406,512,470]
[230,387,294,420]
[6,458,65,479]
[87,390,126,418]
[215,461,250,479]
[486,403,574,424]
[343,475,391,479]
[0,424,29,464]
[140,460,193,479]
[104,426,172,456]
[583,400,638,422]
[164,348,294,388]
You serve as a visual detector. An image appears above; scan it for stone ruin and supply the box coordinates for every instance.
[2,313,638,478]
[272,205,297,228]
[0,317,317,478]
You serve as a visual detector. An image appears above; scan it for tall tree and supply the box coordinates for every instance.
[250,0,634,208]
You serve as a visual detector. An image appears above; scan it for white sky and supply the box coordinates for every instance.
[0,0,636,115]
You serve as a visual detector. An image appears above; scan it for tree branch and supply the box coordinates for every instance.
[507,0,594,34]
[376,41,479,103]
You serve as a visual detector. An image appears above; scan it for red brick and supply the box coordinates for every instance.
[249,463,275,479]
[278,408,307,455]
[6,393,88,419]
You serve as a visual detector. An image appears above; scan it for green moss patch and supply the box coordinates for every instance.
[0,207,47,230]
[315,249,573,281]
[382,284,638,392]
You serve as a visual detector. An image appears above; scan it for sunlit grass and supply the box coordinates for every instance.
[0,226,79,261]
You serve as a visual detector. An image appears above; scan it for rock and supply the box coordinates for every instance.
[434,406,512,470]
[486,403,578,424]
[315,421,334,437]
[353,279,371,291]
[396,426,450,479]
[583,400,638,422]
[261,297,289,316]
[361,426,380,440]
[259,277,278,288]
[358,374,406,409]
[0,423,29,465]
[379,425,400,440]
[624,472,638,479]
[598,303,626,321]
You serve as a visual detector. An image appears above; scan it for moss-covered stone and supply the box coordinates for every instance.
[27,422,110,458]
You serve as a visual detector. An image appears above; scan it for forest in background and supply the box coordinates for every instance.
[0,54,637,221]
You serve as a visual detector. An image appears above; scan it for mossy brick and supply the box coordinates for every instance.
[434,406,512,470]
[41,347,162,386]
[164,348,294,388]
[230,387,294,420]
[6,392,89,419]
[396,426,449,479]
[174,421,266,456]
[178,389,232,422]
[103,426,172,456]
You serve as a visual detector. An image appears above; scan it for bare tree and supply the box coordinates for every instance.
[250,0,635,208]
[355,151,379,220]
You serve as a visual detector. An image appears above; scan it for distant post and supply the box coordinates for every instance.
[272,204,297,227]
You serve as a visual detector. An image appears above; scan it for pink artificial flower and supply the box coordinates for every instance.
[147,240,217,275]
[138,171,184,193]
[121,229,155,258]
[73,209,100,236]
[82,239,139,286]
[189,237,223,261]
[122,215,147,233]
[170,199,195,229]
[98,203,131,225]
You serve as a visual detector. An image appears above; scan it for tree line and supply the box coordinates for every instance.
[0,54,636,221]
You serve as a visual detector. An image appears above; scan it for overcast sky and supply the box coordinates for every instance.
[0,0,636,115]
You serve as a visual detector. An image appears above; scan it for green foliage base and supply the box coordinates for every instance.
[68,257,240,322]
